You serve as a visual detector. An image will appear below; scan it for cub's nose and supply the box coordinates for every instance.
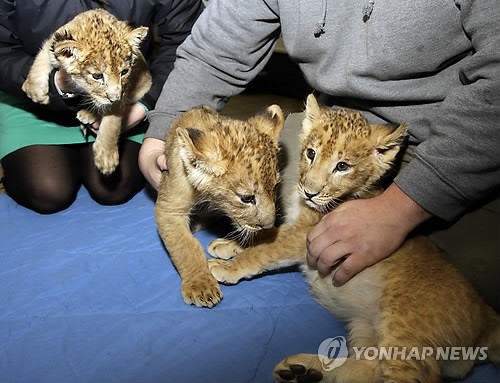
[106,94,120,103]
[106,86,122,103]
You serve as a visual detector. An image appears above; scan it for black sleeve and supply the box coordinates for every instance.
[141,0,204,110]
[0,0,34,99]
[0,1,79,111]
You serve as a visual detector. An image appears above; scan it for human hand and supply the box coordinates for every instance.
[122,103,148,131]
[85,103,147,135]
[306,184,431,286]
[138,137,168,190]
[54,68,73,94]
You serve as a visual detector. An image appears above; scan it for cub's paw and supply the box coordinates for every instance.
[22,79,49,104]
[76,109,98,125]
[181,272,222,308]
[208,238,242,260]
[273,354,324,383]
[207,258,247,285]
[92,140,119,175]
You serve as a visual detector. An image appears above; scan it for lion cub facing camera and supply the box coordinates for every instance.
[155,105,284,308]
[208,94,500,382]
[22,9,152,175]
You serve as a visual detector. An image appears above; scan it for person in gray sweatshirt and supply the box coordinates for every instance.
[140,0,500,309]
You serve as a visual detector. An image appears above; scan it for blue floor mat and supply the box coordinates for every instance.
[1,188,498,382]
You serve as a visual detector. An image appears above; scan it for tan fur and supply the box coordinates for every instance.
[208,94,500,381]
[22,9,152,175]
[155,105,284,308]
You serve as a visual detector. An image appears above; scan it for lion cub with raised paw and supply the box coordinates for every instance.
[155,105,284,308]
[22,8,152,175]
[208,94,500,381]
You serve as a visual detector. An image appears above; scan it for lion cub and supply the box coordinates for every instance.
[155,105,284,308]
[22,9,152,175]
[208,94,500,381]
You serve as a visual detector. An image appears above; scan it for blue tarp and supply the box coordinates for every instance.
[1,188,498,382]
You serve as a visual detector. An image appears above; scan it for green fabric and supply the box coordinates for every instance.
[0,92,144,160]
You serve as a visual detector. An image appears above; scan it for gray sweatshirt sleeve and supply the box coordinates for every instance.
[394,0,500,221]
[146,0,281,140]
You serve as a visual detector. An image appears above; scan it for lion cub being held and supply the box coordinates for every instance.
[208,94,500,382]
[155,105,284,308]
[22,9,152,175]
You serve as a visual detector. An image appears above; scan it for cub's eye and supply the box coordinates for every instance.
[120,68,129,76]
[334,162,351,172]
[306,148,316,160]
[240,194,256,204]
[92,73,103,80]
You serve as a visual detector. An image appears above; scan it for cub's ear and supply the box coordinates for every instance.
[177,127,206,162]
[302,93,322,137]
[52,30,82,60]
[251,104,285,141]
[127,26,149,49]
[177,127,228,177]
[371,122,408,163]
